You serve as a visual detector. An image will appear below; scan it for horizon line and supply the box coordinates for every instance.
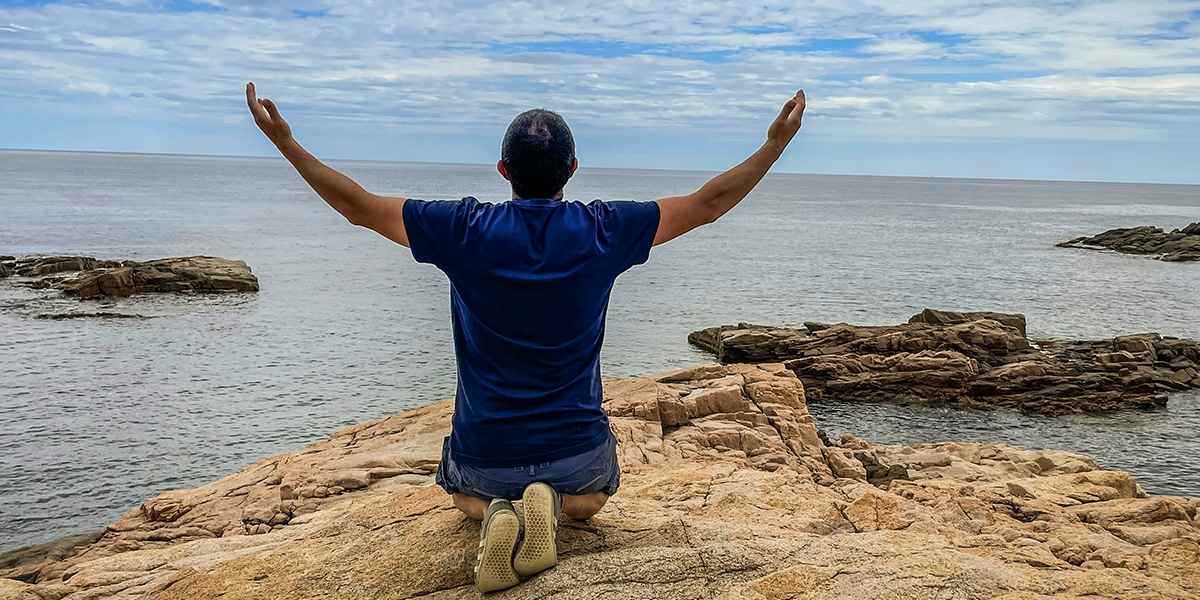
[2,146,1197,188]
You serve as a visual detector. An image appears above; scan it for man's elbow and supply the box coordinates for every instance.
[343,210,370,228]
[700,199,726,225]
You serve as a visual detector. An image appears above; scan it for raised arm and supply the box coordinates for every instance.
[652,90,805,246]
[246,82,410,247]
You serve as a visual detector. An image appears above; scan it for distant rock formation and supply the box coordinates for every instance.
[1058,223,1200,262]
[0,255,259,299]
[2,363,1197,599]
[689,310,1200,414]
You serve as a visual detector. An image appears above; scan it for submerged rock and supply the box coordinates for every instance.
[689,310,1200,414]
[1058,223,1200,262]
[33,312,148,320]
[0,255,259,299]
[2,364,1197,599]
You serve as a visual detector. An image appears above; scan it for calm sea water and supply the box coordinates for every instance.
[1,149,1198,553]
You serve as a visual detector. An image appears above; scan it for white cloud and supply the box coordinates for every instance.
[0,0,1197,157]
[860,36,948,59]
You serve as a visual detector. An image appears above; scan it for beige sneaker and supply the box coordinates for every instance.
[513,482,561,577]
[475,499,521,593]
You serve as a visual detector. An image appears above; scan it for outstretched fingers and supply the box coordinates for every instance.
[261,98,282,121]
[245,82,292,144]
[789,90,806,121]
[776,90,806,123]
[766,89,806,146]
[246,82,261,113]
[246,82,270,124]
[777,98,796,122]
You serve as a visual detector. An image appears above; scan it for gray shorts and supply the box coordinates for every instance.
[435,432,621,500]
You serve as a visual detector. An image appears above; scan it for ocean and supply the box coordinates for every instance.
[1,149,1198,553]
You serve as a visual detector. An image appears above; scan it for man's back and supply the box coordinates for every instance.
[403,196,660,467]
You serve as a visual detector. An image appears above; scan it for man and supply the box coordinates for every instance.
[246,82,805,592]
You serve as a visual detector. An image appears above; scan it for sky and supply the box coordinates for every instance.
[1,0,1199,184]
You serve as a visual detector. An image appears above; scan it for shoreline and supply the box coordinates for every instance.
[4,363,1198,598]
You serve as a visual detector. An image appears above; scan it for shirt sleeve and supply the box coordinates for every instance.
[403,198,477,268]
[592,200,661,273]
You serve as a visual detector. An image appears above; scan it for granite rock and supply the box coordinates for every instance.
[2,364,1197,599]
[690,311,1200,414]
[0,255,259,299]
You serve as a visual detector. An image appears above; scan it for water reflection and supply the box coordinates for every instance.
[807,391,1200,498]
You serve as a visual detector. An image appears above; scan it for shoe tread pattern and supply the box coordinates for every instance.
[476,511,521,592]
[514,483,558,577]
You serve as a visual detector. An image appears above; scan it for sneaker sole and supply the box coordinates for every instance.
[476,511,521,593]
[514,483,557,577]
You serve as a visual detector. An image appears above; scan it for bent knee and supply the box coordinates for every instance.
[562,491,609,520]
[452,493,488,520]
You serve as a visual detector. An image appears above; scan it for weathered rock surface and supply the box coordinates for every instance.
[689,310,1200,414]
[1058,223,1200,262]
[0,255,259,299]
[3,364,1198,599]
[1,255,109,278]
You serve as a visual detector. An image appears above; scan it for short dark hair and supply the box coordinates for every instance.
[501,109,575,199]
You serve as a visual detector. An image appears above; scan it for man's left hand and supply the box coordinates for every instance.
[766,89,805,150]
[246,82,293,146]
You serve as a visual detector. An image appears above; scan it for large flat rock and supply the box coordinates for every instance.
[2,364,1197,599]
[689,310,1200,414]
[0,255,259,299]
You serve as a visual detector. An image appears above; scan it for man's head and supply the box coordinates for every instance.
[499,109,578,199]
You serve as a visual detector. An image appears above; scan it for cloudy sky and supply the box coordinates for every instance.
[2,0,1199,183]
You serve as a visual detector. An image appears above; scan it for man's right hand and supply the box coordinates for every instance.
[766,90,805,151]
[246,82,293,147]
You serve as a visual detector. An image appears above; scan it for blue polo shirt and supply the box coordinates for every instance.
[403,196,660,468]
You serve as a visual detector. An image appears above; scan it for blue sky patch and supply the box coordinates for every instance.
[910,30,973,47]
[153,91,188,102]
[293,8,329,19]
[799,37,870,54]
[736,25,789,35]
[0,0,60,6]
[161,0,223,13]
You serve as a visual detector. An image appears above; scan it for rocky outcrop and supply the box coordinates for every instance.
[689,310,1200,414]
[3,364,1198,599]
[908,308,1028,336]
[0,255,259,299]
[1058,223,1200,261]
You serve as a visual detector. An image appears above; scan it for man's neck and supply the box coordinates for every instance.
[511,190,565,201]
